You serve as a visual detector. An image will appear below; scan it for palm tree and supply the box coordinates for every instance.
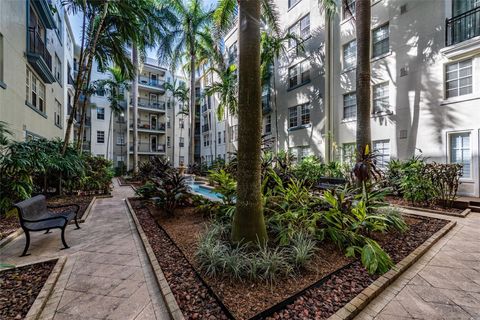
[231,0,267,244]
[157,0,213,165]
[94,66,130,159]
[165,79,189,164]
[355,0,372,161]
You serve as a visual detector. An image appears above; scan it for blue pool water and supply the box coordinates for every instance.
[188,183,223,201]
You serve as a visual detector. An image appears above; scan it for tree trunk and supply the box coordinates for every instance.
[63,3,108,154]
[232,0,267,244]
[76,66,93,152]
[132,46,139,173]
[106,108,113,159]
[355,0,372,161]
[272,62,279,155]
[189,52,196,165]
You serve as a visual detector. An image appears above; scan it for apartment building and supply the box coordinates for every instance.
[198,0,480,197]
[0,0,74,141]
[332,0,480,196]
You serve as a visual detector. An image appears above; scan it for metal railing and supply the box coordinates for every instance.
[133,98,166,111]
[68,74,75,86]
[130,121,166,131]
[129,143,166,153]
[138,76,164,89]
[446,6,480,46]
[28,27,52,70]
[201,124,209,133]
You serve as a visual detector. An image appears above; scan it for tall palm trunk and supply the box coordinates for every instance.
[76,66,92,151]
[63,2,109,154]
[272,63,280,154]
[132,46,139,173]
[189,51,196,165]
[355,0,372,160]
[106,108,113,159]
[225,108,230,160]
[232,0,267,244]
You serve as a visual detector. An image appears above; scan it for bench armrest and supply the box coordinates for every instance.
[23,215,69,224]
[47,204,80,215]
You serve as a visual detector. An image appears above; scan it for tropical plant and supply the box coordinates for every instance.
[424,162,462,208]
[153,171,188,216]
[208,169,236,205]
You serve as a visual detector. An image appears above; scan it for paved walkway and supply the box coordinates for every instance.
[0,179,170,320]
[356,209,480,320]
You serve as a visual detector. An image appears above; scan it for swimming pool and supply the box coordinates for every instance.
[188,183,223,201]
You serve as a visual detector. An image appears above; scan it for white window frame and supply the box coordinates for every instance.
[26,67,46,114]
[116,132,125,145]
[97,107,105,120]
[54,99,62,127]
[288,0,301,9]
[372,23,390,58]
[342,143,356,164]
[97,130,105,144]
[288,14,310,48]
[342,0,356,19]
[343,92,357,120]
[288,60,310,89]
[372,140,390,169]
[343,40,356,70]
[289,102,311,129]
[447,131,472,179]
[372,82,390,113]
[445,59,473,99]
[265,114,272,134]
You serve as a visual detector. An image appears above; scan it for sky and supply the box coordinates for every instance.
[68,0,219,59]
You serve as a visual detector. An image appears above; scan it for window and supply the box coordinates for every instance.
[289,14,310,48]
[446,59,473,98]
[179,119,184,129]
[230,125,238,141]
[289,107,298,128]
[54,100,62,127]
[223,130,226,143]
[373,82,390,113]
[373,140,390,169]
[343,0,356,19]
[288,0,301,9]
[167,120,171,129]
[290,146,311,160]
[117,133,125,145]
[288,60,310,88]
[97,131,105,143]
[450,132,471,178]
[372,24,389,57]
[0,33,4,85]
[343,92,357,120]
[229,42,238,64]
[179,137,185,148]
[342,143,356,164]
[265,115,272,134]
[343,40,356,70]
[26,67,46,113]
[54,54,62,83]
[218,132,221,144]
[97,107,105,120]
[289,103,310,128]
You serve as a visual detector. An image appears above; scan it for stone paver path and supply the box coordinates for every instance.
[356,210,480,320]
[0,179,170,320]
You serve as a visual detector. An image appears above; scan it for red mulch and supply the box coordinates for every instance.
[387,196,464,215]
[130,198,448,320]
[0,260,56,320]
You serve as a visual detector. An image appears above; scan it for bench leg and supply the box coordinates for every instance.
[60,227,70,250]
[20,231,31,257]
[74,215,81,230]
[44,229,51,234]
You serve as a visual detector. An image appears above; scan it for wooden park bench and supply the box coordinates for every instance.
[316,177,347,190]
[14,195,81,256]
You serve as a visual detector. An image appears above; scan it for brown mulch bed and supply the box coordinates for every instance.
[0,216,20,241]
[130,198,448,320]
[0,195,95,241]
[387,196,464,215]
[0,260,56,320]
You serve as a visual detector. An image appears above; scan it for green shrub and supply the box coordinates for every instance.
[424,162,462,208]
[135,181,156,198]
[153,171,187,216]
[400,159,437,206]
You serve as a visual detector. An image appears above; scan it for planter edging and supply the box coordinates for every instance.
[77,196,97,223]
[392,204,470,218]
[327,219,456,320]
[125,198,184,320]
[19,256,67,320]
[0,228,23,249]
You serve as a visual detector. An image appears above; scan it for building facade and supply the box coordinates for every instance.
[0,0,74,141]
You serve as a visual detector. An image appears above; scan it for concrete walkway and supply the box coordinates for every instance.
[0,179,170,320]
[356,209,480,320]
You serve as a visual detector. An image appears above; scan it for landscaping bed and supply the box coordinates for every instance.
[0,260,57,320]
[129,198,448,320]
[118,176,143,188]
[47,194,95,220]
[387,196,464,216]
[0,216,19,241]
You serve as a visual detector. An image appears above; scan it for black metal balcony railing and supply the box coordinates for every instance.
[201,104,208,113]
[138,76,164,89]
[28,28,52,70]
[130,122,166,131]
[446,6,480,46]
[201,124,209,133]
[129,143,166,153]
[68,74,75,86]
[74,114,91,127]
[132,98,166,111]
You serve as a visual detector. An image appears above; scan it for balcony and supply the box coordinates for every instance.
[68,74,75,86]
[138,76,165,93]
[201,104,208,113]
[27,28,55,83]
[129,143,166,154]
[262,92,271,114]
[446,6,480,46]
[131,98,166,112]
[31,0,56,29]
[201,124,209,133]
[129,121,166,132]
[74,114,91,127]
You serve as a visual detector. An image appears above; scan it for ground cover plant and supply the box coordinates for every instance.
[128,151,449,319]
